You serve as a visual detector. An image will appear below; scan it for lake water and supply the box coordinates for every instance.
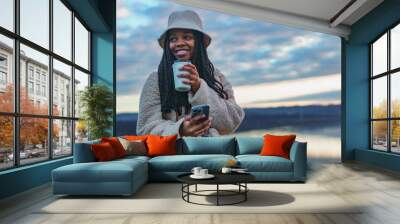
[227,125,341,161]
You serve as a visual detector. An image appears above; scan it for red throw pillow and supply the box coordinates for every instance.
[146,134,177,157]
[101,137,127,158]
[91,142,118,161]
[260,134,296,159]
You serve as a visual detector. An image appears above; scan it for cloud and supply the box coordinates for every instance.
[117,94,140,114]
[233,73,341,107]
[116,1,130,19]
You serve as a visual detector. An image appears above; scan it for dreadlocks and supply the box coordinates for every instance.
[158,30,228,118]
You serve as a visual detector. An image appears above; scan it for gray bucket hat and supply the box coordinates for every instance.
[158,10,212,48]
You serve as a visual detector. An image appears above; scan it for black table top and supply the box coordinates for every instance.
[177,172,255,185]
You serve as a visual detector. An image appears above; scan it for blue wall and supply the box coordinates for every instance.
[343,0,400,171]
[92,33,114,87]
[0,158,72,199]
[0,0,116,200]
[92,32,115,135]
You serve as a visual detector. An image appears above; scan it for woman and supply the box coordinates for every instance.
[136,10,244,137]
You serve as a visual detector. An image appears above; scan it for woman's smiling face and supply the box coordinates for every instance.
[169,29,195,61]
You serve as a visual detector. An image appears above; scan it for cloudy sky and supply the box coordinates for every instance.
[116,0,341,113]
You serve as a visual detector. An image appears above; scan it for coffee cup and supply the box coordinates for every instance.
[172,60,192,92]
[199,169,208,176]
[221,167,232,174]
[191,167,202,176]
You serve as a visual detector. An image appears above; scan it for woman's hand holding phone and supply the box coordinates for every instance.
[179,114,212,137]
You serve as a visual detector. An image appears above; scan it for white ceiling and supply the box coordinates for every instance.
[170,0,384,38]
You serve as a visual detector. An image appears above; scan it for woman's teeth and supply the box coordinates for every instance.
[176,50,188,56]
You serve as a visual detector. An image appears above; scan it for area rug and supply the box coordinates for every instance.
[37,183,362,214]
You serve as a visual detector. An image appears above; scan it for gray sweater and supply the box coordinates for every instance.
[136,69,245,137]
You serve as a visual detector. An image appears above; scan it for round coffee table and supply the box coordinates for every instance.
[177,172,255,206]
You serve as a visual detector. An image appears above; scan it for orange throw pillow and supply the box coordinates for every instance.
[91,142,118,162]
[260,134,296,159]
[146,134,177,157]
[101,137,127,158]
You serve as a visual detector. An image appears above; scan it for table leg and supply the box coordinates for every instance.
[245,183,247,201]
[187,184,190,202]
[217,184,219,206]
[195,184,197,192]
[181,184,183,199]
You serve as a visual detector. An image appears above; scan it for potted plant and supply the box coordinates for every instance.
[79,84,113,140]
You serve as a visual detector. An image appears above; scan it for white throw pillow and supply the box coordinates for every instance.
[118,137,147,156]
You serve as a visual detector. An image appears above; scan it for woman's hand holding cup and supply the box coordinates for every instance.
[178,64,201,93]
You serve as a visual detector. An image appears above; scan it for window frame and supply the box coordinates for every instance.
[369,20,400,154]
[0,0,92,171]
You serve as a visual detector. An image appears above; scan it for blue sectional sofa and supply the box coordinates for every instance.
[52,136,307,196]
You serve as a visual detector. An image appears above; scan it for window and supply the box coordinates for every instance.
[391,23,400,69]
[74,69,89,118]
[53,59,72,117]
[53,119,72,158]
[0,0,14,32]
[42,85,46,97]
[29,67,34,80]
[28,81,34,94]
[0,116,13,170]
[0,0,91,170]
[75,18,89,70]
[36,83,40,95]
[0,55,7,67]
[53,0,72,60]
[0,35,14,113]
[370,23,400,154]
[0,71,6,85]
[54,89,58,104]
[20,117,48,165]
[20,0,49,49]
[0,54,7,86]
[35,70,40,81]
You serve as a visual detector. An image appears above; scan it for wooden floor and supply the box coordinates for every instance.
[1,156,400,224]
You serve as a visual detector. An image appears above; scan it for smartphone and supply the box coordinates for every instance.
[191,104,209,120]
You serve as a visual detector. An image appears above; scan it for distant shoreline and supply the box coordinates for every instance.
[116,104,341,136]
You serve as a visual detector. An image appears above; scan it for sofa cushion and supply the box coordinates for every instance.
[148,154,235,172]
[236,155,293,172]
[178,137,236,155]
[235,136,263,155]
[52,158,147,183]
[115,155,150,164]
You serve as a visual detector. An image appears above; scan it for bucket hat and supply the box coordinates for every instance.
[158,10,211,48]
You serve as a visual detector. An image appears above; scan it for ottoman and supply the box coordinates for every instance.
[52,157,148,196]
